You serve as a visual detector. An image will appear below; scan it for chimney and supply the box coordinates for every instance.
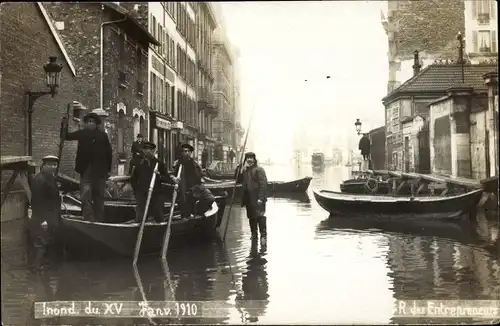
[413,50,422,76]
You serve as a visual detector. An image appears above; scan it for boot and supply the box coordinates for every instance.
[249,218,259,241]
[258,216,267,245]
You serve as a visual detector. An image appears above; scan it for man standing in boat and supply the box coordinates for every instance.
[130,141,168,222]
[63,112,113,222]
[29,155,62,267]
[235,152,268,245]
[129,133,144,175]
[170,143,203,218]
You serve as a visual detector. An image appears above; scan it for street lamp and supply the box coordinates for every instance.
[26,56,63,156]
[354,118,362,135]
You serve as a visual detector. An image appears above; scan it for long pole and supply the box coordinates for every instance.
[222,105,255,240]
[160,165,183,260]
[132,265,157,325]
[133,162,159,266]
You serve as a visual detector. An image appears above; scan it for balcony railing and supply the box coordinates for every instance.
[479,46,492,53]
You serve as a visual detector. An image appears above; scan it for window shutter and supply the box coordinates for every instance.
[472,31,478,52]
[491,0,496,19]
[492,30,497,53]
[472,0,477,18]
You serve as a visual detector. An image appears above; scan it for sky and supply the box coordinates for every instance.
[219,1,389,162]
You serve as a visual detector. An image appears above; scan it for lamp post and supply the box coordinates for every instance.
[354,118,362,135]
[26,56,63,157]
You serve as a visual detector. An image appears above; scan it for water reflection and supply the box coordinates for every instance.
[2,164,499,325]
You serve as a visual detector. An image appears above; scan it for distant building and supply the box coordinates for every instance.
[368,126,386,170]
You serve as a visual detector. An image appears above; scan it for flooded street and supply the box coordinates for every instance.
[2,165,499,325]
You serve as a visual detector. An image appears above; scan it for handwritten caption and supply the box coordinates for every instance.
[34,301,230,319]
[394,300,500,319]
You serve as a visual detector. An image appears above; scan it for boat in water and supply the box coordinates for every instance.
[313,189,483,220]
[29,195,226,259]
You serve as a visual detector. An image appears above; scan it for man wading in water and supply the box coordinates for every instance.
[63,112,112,221]
[235,152,268,245]
[29,155,61,267]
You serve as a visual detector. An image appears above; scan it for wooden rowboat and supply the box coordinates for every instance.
[267,177,312,194]
[312,189,483,220]
[31,198,223,259]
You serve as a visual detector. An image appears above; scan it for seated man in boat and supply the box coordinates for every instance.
[29,155,62,266]
[191,184,216,216]
[130,141,169,223]
[170,143,203,218]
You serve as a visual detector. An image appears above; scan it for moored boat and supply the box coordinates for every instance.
[205,169,236,180]
[267,177,312,194]
[313,189,483,220]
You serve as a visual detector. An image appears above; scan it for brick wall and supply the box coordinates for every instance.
[389,0,465,60]
[1,3,80,188]
[44,2,150,175]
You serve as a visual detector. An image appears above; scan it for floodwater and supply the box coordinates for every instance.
[1,164,499,325]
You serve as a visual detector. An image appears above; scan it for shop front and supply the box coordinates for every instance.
[180,125,198,159]
[150,112,174,167]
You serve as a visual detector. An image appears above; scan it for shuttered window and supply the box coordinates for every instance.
[491,30,497,53]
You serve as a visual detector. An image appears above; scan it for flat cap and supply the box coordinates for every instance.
[42,155,59,163]
[181,143,194,152]
[143,141,156,150]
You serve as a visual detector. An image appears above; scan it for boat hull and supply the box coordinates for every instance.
[267,177,312,194]
[340,179,391,194]
[58,203,220,259]
[313,189,483,220]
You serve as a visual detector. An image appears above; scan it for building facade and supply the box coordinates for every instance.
[464,0,497,64]
[43,2,158,175]
[195,2,219,164]
[211,27,236,162]
[381,0,465,94]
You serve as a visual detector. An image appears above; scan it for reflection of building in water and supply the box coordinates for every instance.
[386,236,499,300]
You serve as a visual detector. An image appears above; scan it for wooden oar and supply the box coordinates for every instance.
[160,165,183,260]
[55,103,71,178]
[222,106,255,240]
[132,265,157,325]
[133,162,159,266]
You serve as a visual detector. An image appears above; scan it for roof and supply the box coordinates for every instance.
[383,62,498,104]
[103,3,160,47]
[37,3,77,76]
[401,116,414,124]
[369,126,385,135]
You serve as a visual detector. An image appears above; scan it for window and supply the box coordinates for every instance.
[117,110,126,154]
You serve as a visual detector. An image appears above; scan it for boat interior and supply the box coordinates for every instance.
[314,189,483,202]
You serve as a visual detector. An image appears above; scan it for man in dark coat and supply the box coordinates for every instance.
[63,112,112,221]
[129,133,144,175]
[29,155,61,266]
[170,143,203,218]
[201,148,209,169]
[359,133,371,160]
[235,152,268,245]
[228,149,236,163]
[191,183,216,216]
[130,141,168,222]
[175,142,183,161]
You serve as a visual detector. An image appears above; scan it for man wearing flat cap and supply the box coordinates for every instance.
[235,152,268,245]
[129,133,144,175]
[130,141,169,222]
[170,143,203,218]
[62,112,113,221]
[29,155,61,264]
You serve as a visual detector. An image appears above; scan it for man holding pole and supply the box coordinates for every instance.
[130,141,168,222]
[170,143,203,218]
[235,152,268,245]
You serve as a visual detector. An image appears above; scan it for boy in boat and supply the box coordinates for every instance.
[129,133,144,175]
[29,155,61,266]
[235,152,268,245]
[170,143,203,218]
[191,183,216,216]
[62,112,112,222]
[130,141,168,222]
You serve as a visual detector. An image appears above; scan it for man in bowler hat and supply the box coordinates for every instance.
[235,152,268,245]
[63,112,113,221]
[130,141,168,222]
[170,143,203,218]
[129,133,144,175]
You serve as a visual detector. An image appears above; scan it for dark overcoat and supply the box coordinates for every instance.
[66,129,113,178]
[237,165,268,218]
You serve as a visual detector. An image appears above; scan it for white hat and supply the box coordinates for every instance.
[42,155,59,163]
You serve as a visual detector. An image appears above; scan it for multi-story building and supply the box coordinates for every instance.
[380,0,465,94]
[464,0,497,64]
[232,47,245,155]
[211,27,236,161]
[43,2,158,175]
[195,2,218,163]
